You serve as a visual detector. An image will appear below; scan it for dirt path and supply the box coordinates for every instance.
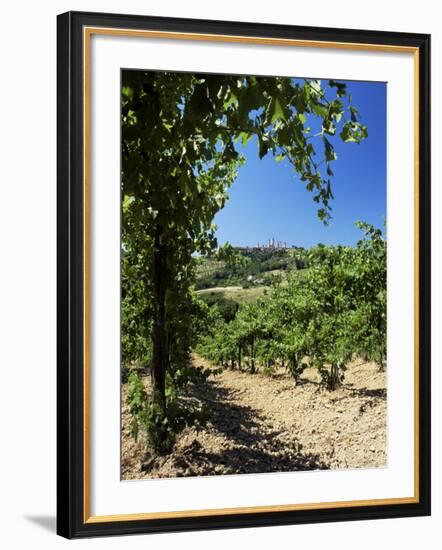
[121,355,386,480]
[197,286,243,293]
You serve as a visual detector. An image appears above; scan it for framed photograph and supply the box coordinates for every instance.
[57,11,431,538]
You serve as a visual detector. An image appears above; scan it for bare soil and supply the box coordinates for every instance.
[121,355,386,480]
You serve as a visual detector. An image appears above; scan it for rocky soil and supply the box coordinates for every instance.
[121,355,386,480]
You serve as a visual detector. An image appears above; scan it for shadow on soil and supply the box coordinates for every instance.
[142,374,329,477]
[348,386,387,399]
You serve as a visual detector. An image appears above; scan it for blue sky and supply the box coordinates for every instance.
[214,79,386,248]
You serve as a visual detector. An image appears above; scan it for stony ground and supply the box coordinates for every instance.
[121,355,386,480]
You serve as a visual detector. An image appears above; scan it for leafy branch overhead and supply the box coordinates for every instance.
[122,72,367,242]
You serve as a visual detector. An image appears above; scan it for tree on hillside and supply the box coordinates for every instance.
[122,70,368,425]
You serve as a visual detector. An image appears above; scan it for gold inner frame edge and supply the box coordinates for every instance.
[82,26,421,524]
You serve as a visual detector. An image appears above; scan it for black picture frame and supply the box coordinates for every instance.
[57,10,431,539]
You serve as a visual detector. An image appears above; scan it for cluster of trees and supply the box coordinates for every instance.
[198,292,239,323]
[197,223,386,390]
[121,69,368,452]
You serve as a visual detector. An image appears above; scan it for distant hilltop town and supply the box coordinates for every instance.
[239,238,293,251]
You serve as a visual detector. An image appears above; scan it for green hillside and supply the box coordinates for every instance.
[195,246,307,291]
